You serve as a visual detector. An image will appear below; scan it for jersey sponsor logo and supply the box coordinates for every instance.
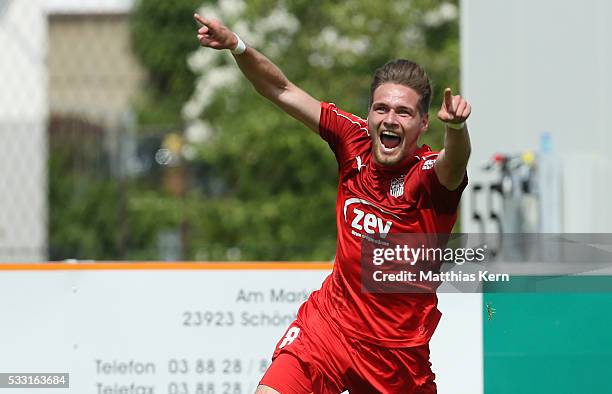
[355,156,366,172]
[343,198,398,239]
[422,158,435,170]
[390,175,405,198]
[278,326,300,349]
[350,208,392,238]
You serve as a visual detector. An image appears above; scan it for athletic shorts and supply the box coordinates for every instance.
[259,301,436,394]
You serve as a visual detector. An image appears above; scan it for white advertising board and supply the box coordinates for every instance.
[0,264,481,394]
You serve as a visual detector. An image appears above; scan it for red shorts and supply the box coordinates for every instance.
[259,301,436,394]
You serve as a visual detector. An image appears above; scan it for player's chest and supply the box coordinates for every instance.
[340,171,423,237]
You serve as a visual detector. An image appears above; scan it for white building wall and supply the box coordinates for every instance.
[460,0,612,233]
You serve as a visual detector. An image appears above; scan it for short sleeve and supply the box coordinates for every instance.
[318,102,370,165]
[418,154,468,213]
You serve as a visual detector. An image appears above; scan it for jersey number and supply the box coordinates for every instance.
[278,327,300,349]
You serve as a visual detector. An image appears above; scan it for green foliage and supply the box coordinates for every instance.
[48,133,121,260]
[128,0,460,261]
[47,119,185,261]
[130,0,205,126]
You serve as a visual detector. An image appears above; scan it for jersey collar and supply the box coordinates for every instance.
[370,145,432,176]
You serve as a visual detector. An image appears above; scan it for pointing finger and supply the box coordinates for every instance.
[194,13,210,27]
[443,88,453,112]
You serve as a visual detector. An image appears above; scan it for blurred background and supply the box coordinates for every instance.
[4,0,611,264]
[0,0,461,262]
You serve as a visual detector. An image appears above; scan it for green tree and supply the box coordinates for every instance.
[47,115,197,261]
[131,0,204,126]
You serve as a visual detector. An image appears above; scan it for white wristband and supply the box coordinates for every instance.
[445,121,465,130]
[231,33,246,55]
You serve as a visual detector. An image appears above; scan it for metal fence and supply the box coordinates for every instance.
[1,1,185,261]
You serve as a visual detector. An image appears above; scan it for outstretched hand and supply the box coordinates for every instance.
[194,13,237,50]
[437,88,471,125]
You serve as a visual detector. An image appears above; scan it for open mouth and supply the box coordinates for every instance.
[380,130,402,150]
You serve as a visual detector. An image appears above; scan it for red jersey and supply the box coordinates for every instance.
[306,102,467,348]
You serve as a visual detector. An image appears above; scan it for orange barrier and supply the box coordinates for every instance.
[0,262,334,271]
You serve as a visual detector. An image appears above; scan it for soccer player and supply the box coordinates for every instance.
[195,14,471,394]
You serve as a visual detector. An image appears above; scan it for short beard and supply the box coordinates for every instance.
[372,141,404,166]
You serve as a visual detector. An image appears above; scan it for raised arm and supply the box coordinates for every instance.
[433,88,472,190]
[194,14,321,133]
